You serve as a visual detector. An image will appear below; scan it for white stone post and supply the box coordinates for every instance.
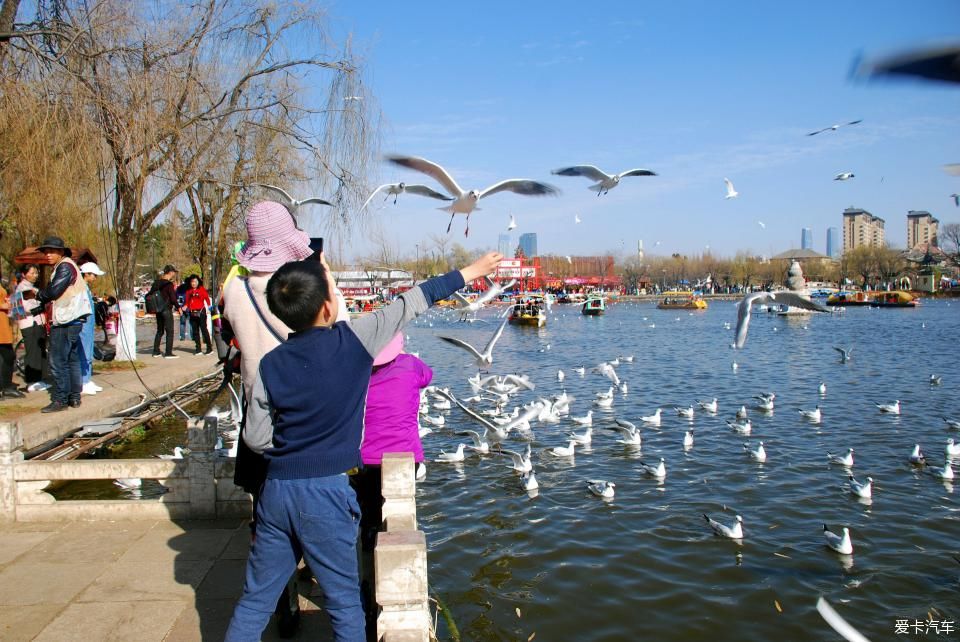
[381,453,417,532]
[0,423,24,522]
[187,415,218,518]
[115,299,138,361]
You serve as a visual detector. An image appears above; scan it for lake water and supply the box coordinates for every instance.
[407,298,960,641]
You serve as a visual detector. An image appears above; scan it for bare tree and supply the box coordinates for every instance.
[941,223,960,269]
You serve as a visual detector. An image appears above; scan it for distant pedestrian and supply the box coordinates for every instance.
[148,265,179,359]
[79,262,105,395]
[176,280,192,341]
[0,274,24,399]
[182,274,213,355]
[15,264,49,390]
[29,237,91,412]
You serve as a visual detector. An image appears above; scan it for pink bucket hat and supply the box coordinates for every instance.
[236,201,313,272]
[373,332,404,366]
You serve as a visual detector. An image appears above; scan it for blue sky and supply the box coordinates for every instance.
[322,1,960,260]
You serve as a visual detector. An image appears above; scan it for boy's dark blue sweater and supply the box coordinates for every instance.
[250,270,465,479]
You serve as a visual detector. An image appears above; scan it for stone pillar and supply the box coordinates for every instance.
[115,299,138,362]
[0,423,24,522]
[381,453,417,532]
[375,530,430,642]
[187,415,218,519]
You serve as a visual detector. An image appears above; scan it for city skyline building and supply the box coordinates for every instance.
[498,233,512,257]
[801,227,813,250]
[826,227,840,259]
[842,207,885,253]
[906,210,939,249]
[519,232,538,258]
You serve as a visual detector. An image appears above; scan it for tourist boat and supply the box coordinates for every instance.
[825,291,871,306]
[508,295,547,327]
[870,290,918,308]
[581,297,605,316]
[657,292,707,310]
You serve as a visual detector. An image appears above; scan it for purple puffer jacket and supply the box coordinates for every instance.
[361,353,432,465]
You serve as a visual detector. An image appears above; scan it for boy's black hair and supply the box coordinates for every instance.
[266,259,332,332]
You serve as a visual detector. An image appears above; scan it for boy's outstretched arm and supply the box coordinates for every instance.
[351,252,502,359]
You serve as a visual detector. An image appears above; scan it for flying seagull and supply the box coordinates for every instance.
[438,317,508,368]
[807,120,862,136]
[724,178,739,199]
[733,292,830,349]
[757,221,766,229]
[254,184,333,215]
[386,154,559,236]
[360,182,454,211]
[834,346,853,363]
[551,164,657,196]
[951,193,959,207]
[451,277,517,313]
[834,172,855,181]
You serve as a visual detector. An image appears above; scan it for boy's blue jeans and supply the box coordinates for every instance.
[225,474,365,642]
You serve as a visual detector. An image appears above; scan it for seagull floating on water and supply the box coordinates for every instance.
[947,438,960,459]
[930,374,942,385]
[736,405,748,419]
[723,177,739,199]
[501,444,533,473]
[908,444,926,465]
[726,418,752,435]
[114,478,142,490]
[157,446,185,460]
[557,369,565,383]
[697,398,718,413]
[640,458,667,479]
[798,406,822,423]
[438,317,508,368]
[421,414,445,427]
[611,420,642,446]
[520,471,538,491]
[586,479,616,498]
[675,406,694,419]
[683,430,694,449]
[548,440,578,457]
[436,444,466,463]
[704,513,743,539]
[823,525,854,555]
[828,448,855,467]
[733,292,829,348]
[571,411,593,426]
[818,382,827,395]
[944,417,960,430]
[386,154,559,235]
[551,164,657,196]
[876,400,900,415]
[928,461,954,480]
[744,441,767,462]
[848,475,873,499]
[457,430,490,454]
[360,182,454,211]
[568,426,593,445]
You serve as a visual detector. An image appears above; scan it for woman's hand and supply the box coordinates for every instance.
[460,252,503,283]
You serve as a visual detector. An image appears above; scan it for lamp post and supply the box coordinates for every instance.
[415,243,420,283]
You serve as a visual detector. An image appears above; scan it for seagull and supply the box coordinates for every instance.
[619,382,628,395]
[565,255,573,264]
[726,419,752,435]
[451,278,517,313]
[458,430,490,454]
[432,399,452,411]
[113,478,142,490]
[593,362,621,386]
[736,405,748,419]
[807,120,862,136]
[682,430,694,449]
[520,470,538,491]
[640,408,660,426]
[675,406,694,419]
[441,391,544,444]
[595,387,615,401]
[611,421,642,446]
[757,221,766,229]
[704,513,743,539]
[754,397,775,412]
[438,317,508,368]
[823,525,854,555]
[421,414,445,427]
[755,392,776,403]
[594,395,613,409]
[744,441,767,462]
[157,446,185,460]
[944,417,960,430]
[949,439,960,459]
[828,448,855,467]
[416,462,427,481]
[927,461,955,480]
[586,480,616,498]
[834,172,855,181]
[254,184,333,216]
[952,193,959,207]
[620,355,634,363]
[723,177,739,199]
[640,458,666,479]
[798,406,822,423]
[834,346,854,363]
[733,292,830,348]
[697,398,718,413]
[501,444,533,472]
[418,426,433,439]
[876,400,900,415]
[507,214,517,231]
[930,374,942,385]
[848,475,873,499]
[548,440,578,457]
[574,214,582,224]
[818,382,827,395]
[436,444,466,463]
[569,426,593,445]
[909,444,926,465]
[557,369,565,383]
[360,182,454,210]
[386,154,559,235]
[551,164,657,196]
[573,366,586,376]
[571,411,593,426]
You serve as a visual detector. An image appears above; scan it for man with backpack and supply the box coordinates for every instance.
[148,265,179,359]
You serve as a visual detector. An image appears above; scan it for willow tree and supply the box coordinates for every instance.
[6,0,378,295]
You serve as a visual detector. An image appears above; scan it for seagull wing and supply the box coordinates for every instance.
[617,168,658,179]
[724,178,737,195]
[734,292,772,349]
[502,374,535,390]
[807,127,830,136]
[483,317,509,356]
[255,183,295,205]
[551,165,611,182]
[501,403,544,432]
[499,448,526,467]
[478,179,559,200]
[456,430,483,446]
[435,389,497,432]
[844,119,863,127]
[770,292,830,313]
[816,597,871,642]
[403,184,455,201]
[385,155,464,197]
[297,197,334,207]
[360,184,392,211]
[438,335,484,362]
[451,291,472,307]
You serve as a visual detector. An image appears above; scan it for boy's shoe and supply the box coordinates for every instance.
[3,387,25,399]
[41,401,68,413]
[90,382,103,392]
[68,399,81,408]
[163,354,179,360]
[152,353,162,358]
[204,349,213,355]
[26,382,50,393]
[82,382,98,396]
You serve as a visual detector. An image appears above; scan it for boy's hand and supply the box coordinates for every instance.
[460,252,503,283]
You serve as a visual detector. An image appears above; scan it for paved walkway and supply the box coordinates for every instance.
[3,320,221,452]
[0,518,333,641]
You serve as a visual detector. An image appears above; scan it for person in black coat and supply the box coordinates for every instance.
[149,265,179,358]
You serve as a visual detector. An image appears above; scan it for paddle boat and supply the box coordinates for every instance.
[657,291,707,310]
[581,297,605,316]
[508,295,547,327]
[870,290,918,308]
[825,291,871,306]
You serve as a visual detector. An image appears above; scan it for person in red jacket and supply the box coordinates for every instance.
[182,275,213,355]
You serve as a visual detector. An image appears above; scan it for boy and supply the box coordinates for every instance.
[224,251,502,642]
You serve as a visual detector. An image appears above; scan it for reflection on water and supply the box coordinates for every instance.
[410,300,960,641]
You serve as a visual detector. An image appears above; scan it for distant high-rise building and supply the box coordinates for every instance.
[842,207,885,253]
[498,233,512,257]
[518,232,538,258]
[906,210,939,249]
[801,228,813,250]
[826,227,840,258]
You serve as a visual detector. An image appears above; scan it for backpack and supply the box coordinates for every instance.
[145,284,168,314]
[7,290,29,322]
